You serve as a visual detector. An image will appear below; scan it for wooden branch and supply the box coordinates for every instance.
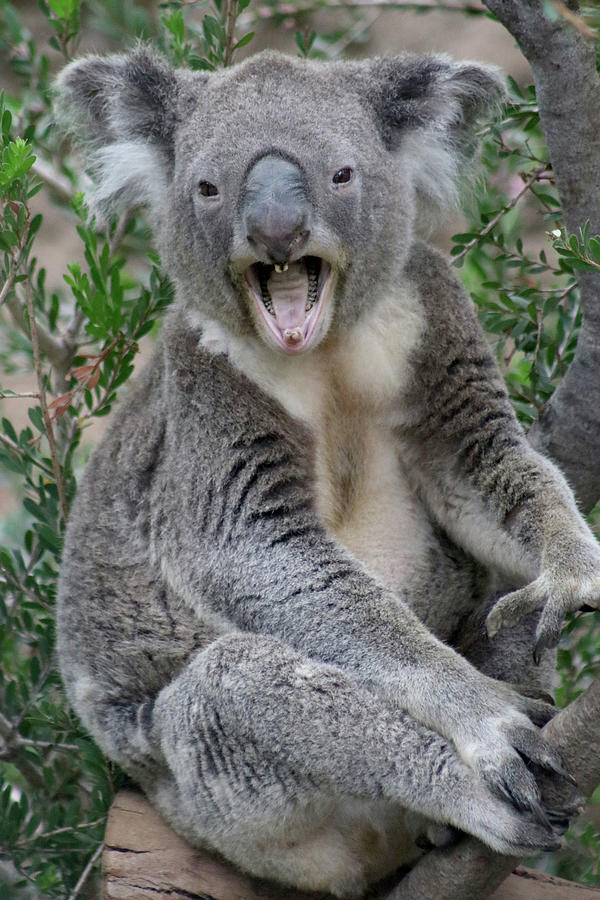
[481,0,600,513]
[24,278,68,523]
[103,791,317,900]
[103,790,600,900]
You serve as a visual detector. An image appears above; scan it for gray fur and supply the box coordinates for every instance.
[55,48,600,898]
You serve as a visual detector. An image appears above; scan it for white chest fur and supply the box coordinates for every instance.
[198,286,433,592]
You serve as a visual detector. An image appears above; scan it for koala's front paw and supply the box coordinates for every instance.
[486,535,600,662]
[456,776,568,857]
[455,685,575,832]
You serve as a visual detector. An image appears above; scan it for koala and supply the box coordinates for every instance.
[55,47,600,899]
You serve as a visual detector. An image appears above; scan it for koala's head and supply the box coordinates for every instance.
[56,47,502,355]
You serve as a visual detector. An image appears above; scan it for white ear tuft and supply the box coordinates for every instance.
[88,141,167,218]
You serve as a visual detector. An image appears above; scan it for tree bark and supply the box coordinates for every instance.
[482,0,600,513]
[103,785,600,900]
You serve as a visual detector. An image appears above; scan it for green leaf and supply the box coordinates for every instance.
[27,406,45,433]
[162,10,185,43]
[0,138,36,190]
[233,31,254,51]
[48,0,80,19]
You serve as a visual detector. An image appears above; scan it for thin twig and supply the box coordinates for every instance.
[223,0,239,67]
[549,0,596,39]
[24,279,68,523]
[5,291,69,369]
[19,738,80,752]
[16,818,106,847]
[66,841,104,900]
[0,568,51,608]
[51,332,128,424]
[0,261,20,309]
[107,213,131,259]
[0,432,55,478]
[453,165,549,262]
[0,391,40,399]
[0,206,31,309]
[13,659,54,734]
[31,159,73,205]
[328,8,383,58]
[247,0,486,23]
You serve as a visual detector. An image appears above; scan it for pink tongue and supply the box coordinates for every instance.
[267,262,308,330]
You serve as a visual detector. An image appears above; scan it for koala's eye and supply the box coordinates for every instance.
[198,180,219,198]
[332,167,354,185]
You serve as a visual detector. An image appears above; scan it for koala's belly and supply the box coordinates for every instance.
[316,426,434,595]
[211,791,419,897]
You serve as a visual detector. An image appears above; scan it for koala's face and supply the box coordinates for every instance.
[56,49,502,353]
[170,56,407,354]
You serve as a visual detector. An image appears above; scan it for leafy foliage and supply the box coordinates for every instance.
[0,0,599,896]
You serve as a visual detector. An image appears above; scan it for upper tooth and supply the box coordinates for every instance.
[274,263,288,273]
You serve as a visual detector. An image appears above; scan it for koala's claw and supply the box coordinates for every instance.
[515,694,556,727]
[481,754,541,816]
[506,723,569,783]
[528,800,553,831]
[545,815,570,835]
[547,761,577,786]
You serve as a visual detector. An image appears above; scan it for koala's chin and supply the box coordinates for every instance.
[244,256,336,354]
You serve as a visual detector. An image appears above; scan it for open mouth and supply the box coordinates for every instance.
[245,256,333,354]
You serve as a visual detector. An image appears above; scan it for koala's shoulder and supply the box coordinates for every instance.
[406,241,474,314]
[405,240,480,335]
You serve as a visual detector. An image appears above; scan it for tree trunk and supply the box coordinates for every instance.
[482,0,600,513]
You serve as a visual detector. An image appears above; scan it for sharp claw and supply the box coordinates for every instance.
[495,780,521,809]
[533,644,542,666]
[547,816,570,835]
[529,800,553,831]
[542,837,562,852]
[553,763,578,786]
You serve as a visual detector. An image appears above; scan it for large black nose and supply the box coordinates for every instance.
[244,156,311,264]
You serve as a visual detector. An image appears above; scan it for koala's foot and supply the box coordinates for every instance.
[446,678,579,854]
[460,785,564,855]
[403,811,459,851]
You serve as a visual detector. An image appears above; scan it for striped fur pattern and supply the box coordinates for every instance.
[55,49,597,898]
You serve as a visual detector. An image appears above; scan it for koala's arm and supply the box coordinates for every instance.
[401,243,600,657]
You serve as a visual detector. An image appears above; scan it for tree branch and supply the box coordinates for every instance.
[4,291,71,370]
[24,279,68,522]
[480,0,600,513]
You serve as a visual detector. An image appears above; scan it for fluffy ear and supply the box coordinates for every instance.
[360,55,505,221]
[54,46,185,216]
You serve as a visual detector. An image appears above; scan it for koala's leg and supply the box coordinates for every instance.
[121,631,563,899]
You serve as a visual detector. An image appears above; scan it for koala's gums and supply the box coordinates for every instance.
[55,48,600,898]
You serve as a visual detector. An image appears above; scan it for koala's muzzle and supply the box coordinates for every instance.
[243,156,311,264]
[242,155,334,355]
